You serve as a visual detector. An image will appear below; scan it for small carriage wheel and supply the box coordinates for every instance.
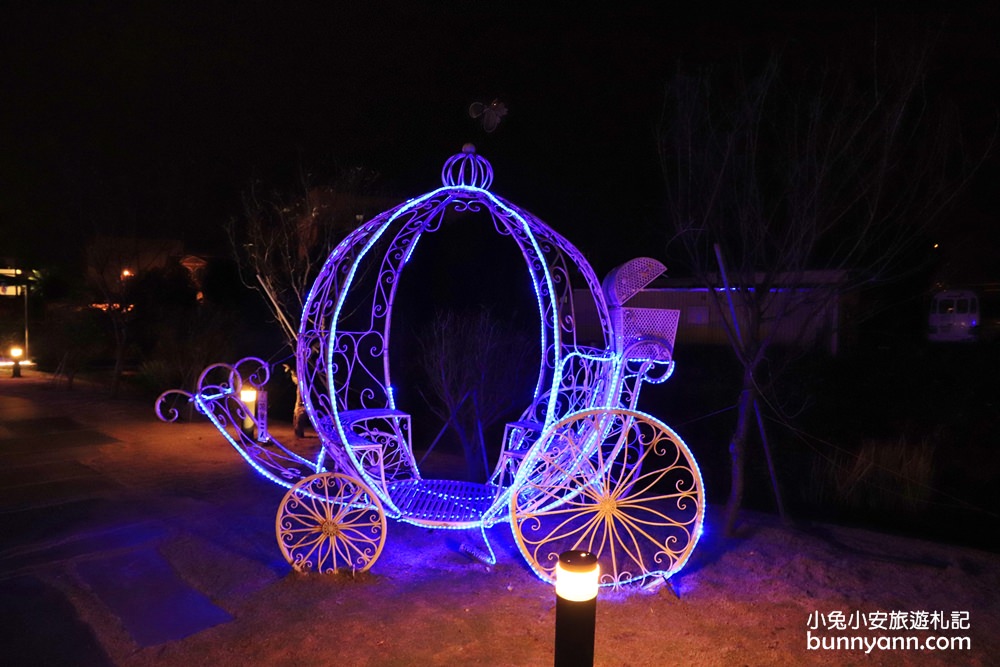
[510,408,704,588]
[276,472,387,574]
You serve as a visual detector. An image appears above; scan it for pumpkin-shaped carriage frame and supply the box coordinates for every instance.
[157,146,704,590]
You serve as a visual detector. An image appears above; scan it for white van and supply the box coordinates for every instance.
[928,290,979,342]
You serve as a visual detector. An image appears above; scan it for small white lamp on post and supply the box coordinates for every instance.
[10,346,23,378]
[239,387,257,439]
[238,387,270,442]
[554,550,599,666]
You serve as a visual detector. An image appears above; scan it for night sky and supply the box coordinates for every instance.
[2,2,998,275]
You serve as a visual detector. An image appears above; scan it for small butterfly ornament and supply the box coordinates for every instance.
[469,99,508,133]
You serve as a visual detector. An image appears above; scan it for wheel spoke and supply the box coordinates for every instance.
[277,473,387,574]
[511,409,704,588]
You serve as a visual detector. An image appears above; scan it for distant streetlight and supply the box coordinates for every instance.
[10,346,23,378]
[12,269,29,360]
[554,550,599,666]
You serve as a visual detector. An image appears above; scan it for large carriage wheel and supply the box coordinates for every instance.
[276,472,387,574]
[510,409,704,588]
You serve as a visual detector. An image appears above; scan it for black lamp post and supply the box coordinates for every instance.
[554,550,599,667]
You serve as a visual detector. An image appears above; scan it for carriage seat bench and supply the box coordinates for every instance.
[315,409,500,525]
[386,478,500,526]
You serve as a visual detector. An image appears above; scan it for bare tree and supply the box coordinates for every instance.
[418,308,536,482]
[228,166,387,435]
[85,237,182,397]
[659,41,989,536]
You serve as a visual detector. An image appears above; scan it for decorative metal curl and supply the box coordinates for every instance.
[276,472,387,574]
[155,356,267,423]
[510,409,705,589]
[154,389,193,422]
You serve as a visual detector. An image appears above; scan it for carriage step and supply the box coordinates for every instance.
[459,542,493,564]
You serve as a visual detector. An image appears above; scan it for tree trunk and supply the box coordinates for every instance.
[458,394,487,482]
[461,424,487,482]
[724,370,757,536]
[293,383,307,438]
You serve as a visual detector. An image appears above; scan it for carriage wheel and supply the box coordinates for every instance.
[510,409,704,588]
[276,472,387,574]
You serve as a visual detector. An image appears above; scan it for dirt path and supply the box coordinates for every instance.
[2,374,998,666]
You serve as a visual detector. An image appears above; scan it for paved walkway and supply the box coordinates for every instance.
[0,372,284,665]
[5,370,999,667]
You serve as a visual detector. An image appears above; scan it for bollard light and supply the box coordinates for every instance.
[556,551,600,601]
[554,550,599,667]
[10,346,23,378]
[239,388,257,438]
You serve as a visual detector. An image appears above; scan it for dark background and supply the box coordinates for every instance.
[2,2,999,547]
[3,2,998,275]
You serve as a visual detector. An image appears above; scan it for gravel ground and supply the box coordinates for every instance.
[2,372,998,666]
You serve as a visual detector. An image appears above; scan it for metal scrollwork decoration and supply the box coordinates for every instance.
[157,146,705,588]
[296,144,618,514]
[510,409,705,589]
[156,357,312,489]
[442,143,494,189]
[276,472,387,574]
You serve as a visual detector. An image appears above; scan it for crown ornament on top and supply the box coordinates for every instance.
[441,143,494,189]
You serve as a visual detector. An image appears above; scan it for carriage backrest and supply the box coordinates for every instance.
[515,346,619,429]
[602,257,678,363]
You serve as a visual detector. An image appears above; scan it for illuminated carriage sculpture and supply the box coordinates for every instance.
[157,146,704,589]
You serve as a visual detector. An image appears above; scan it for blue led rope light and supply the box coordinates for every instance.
[308,152,621,533]
[510,408,706,587]
[323,192,459,515]
[193,394,299,490]
[298,210,405,423]
[317,178,571,518]
[479,188,563,428]
[162,146,704,588]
